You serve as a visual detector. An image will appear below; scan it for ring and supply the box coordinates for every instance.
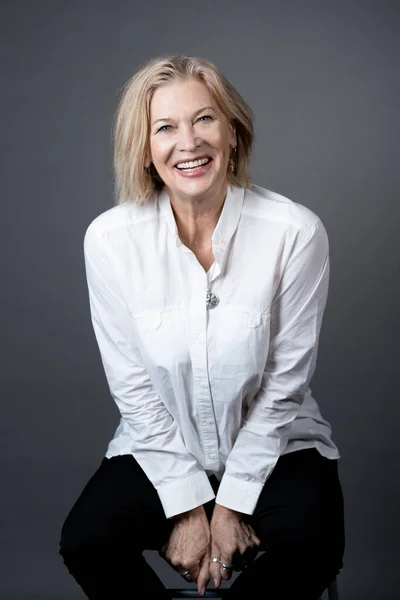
[180,570,193,581]
[210,557,233,571]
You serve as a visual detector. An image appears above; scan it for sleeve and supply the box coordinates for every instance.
[83,223,215,518]
[215,218,330,514]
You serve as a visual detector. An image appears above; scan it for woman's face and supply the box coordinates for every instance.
[148,78,236,203]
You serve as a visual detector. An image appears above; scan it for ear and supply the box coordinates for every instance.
[229,122,237,150]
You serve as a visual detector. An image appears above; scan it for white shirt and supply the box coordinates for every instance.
[83,184,340,519]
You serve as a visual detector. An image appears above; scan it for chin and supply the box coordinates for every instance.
[180,181,213,196]
[174,175,223,200]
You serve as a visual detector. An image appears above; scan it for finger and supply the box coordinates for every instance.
[179,557,200,583]
[171,557,196,584]
[219,552,234,581]
[197,556,211,596]
[240,524,253,544]
[209,563,222,587]
[190,564,200,583]
[236,540,250,555]
[249,531,261,546]
[218,543,235,581]
[209,546,222,588]
[247,523,261,546]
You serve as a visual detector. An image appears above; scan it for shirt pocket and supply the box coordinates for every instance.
[232,309,271,329]
[133,311,162,331]
[213,308,271,377]
[132,308,188,369]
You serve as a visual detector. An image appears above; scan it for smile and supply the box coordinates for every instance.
[175,157,212,171]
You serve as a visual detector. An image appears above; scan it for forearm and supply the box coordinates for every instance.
[84,226,215,517]
[216,220,330,514]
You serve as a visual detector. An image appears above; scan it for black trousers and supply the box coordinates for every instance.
[59,448,345,599]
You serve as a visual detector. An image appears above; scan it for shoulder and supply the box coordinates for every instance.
[84,197,158,249]
[243,184,323,233]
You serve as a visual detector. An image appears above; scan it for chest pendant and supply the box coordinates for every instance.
[206,288,219,310]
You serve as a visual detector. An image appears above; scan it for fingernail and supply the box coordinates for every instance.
[213,578,218,587]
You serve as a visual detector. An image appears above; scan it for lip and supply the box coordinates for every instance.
[173,155,212,168]
[174,156,214,179]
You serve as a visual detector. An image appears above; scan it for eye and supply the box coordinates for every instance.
[157,124,172,133]
[198,115,213,123]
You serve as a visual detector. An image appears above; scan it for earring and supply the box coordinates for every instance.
[229,147,237,173]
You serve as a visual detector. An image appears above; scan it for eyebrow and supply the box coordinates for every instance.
[151,106,216,127]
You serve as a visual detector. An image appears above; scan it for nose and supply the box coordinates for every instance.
[177,124,200,152]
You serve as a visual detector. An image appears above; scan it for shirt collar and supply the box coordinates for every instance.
[157,184,245,252]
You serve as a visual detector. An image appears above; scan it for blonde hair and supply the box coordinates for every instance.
[113,55,254,205]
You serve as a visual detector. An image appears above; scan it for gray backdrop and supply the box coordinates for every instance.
[1,0,399,598]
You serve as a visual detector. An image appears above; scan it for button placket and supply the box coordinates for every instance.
[188,269,219,470]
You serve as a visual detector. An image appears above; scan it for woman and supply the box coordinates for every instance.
[59,55,345,599]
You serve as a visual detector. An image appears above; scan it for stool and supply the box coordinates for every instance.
[169,577,339,598]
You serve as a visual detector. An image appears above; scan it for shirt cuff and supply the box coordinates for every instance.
[215,474,264,515]
[157,471,216,519]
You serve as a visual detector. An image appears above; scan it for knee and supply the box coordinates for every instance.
[254,518,344,582]
[269,539,344,587]
[59,518,84,565]
[255,505,344,569]
[59,514,111,566]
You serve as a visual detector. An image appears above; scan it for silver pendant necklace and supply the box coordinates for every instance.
[206,262,219,310]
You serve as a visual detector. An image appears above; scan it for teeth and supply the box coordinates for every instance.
[176,157,210,170]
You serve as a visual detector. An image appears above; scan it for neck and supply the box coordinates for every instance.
[168,181,227,251]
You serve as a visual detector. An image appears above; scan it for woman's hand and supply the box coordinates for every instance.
[209,504,261,588]
[160,506,211,596]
